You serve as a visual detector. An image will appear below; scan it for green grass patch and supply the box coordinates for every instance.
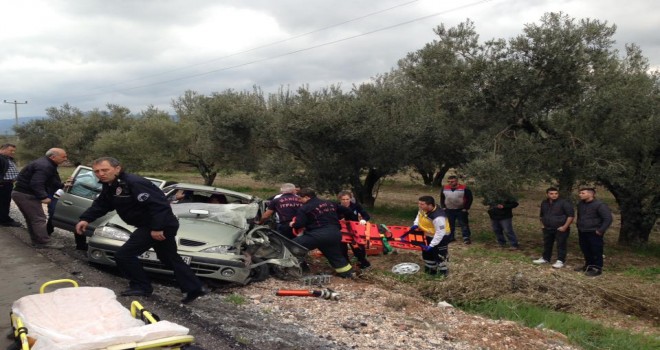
[622,266,660,280]
[457,299,660,350]
[371,204,418,221]
[224,293,247,305]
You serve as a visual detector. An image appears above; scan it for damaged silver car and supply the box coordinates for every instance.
[55,167,307,285]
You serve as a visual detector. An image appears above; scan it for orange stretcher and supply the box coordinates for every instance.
[339,221,427,253]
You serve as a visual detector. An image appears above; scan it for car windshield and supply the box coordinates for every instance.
[171,203,259,229]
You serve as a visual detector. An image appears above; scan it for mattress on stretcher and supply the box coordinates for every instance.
[12,286,189,350]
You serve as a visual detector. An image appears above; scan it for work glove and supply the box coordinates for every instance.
[409,225,419,231]
[359,219,367,225]
[420,244,433,252]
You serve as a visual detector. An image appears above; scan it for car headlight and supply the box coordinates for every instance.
[200,245,236,254]
[94,225,131,241]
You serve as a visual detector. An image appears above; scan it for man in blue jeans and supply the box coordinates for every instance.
[440,176,473,244]
[487,197,520,250]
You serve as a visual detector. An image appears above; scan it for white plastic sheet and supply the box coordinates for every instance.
[12,287,189,350]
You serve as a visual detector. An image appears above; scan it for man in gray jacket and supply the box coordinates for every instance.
[534,187,574,269]
[576,187,613,277]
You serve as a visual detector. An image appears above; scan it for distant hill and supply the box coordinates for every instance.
[0,116,45,135]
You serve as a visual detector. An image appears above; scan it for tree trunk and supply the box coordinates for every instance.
[353,168,383,209]
[414,164,435,186]
[555,165,576,201]
[414,163,450,187]
[431,164,451,187]
[606,185,656,245]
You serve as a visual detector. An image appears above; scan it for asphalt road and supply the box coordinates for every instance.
[0,225,69,349]
[0,206,343,350]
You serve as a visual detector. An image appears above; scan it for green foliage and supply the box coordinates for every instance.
[91,107,181,171]
[172,89,266,185]
[458,299,660,350]
[224,293,247,305]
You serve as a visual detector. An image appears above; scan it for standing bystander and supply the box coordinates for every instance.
[11,148,67,248]
[0,143,21,227]
[75,157,207,303]
[440,175,473,244]
[533,187,574,268]
[487,196,520,249]
[575,187,613,277]
[409,196,451,276]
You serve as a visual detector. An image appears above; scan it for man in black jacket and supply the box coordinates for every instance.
[487,196,520,249]
[75,157,206,303]
[12,148,67,248]
[576,187,613,277]
[534,187,574,269]
[0,143,21,227]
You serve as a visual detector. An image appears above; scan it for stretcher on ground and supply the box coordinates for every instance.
[8,279,194,350]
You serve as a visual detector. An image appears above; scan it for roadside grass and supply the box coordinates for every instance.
[458,299,660,350]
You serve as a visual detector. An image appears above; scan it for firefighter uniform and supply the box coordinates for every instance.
[291,196,354,277]
[413,206,451,276]
[80,172,203,295]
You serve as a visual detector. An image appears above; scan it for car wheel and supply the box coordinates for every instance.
[249,258,270,283]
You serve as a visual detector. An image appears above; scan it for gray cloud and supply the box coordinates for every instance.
[1,0,658,119]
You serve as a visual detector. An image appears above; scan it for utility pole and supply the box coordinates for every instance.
[3,99,28,128]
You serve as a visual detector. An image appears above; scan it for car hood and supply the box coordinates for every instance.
[102,203,260,252]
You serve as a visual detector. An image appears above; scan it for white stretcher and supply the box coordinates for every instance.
[8,279,194,350]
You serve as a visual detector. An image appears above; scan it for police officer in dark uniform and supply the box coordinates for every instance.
[290,188,354,278]
[75,157,206,303]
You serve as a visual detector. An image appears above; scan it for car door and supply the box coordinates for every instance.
[52,165,165,235]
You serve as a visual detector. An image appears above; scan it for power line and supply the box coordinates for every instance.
[74,0,497,98]
[89,0,421,92]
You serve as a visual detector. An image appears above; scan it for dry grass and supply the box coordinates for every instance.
[156,169,660,336]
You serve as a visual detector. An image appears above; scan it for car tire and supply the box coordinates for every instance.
[249,258,270,283]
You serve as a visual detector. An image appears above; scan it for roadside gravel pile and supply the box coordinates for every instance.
[226,272,578,350]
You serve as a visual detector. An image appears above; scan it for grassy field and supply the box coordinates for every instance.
[59,167,660,349]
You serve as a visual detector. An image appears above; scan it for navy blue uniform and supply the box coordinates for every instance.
[267,193,302,239]
[292,197,353,275]
[80,172,203,294]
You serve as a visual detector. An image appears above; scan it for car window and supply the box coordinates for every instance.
[69,168,101,200]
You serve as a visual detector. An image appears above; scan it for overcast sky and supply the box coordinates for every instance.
[1,0,658,119]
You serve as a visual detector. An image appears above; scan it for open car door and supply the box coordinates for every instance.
[52,165,166,236]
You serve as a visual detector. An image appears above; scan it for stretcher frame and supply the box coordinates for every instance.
[8,279,194,350]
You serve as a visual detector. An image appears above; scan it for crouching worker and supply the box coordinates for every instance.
[291,188,354,278]
[410,195,451,276]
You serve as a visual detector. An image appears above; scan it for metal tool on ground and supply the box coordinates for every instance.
[300,274,332,286]
[276,288,340,301]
